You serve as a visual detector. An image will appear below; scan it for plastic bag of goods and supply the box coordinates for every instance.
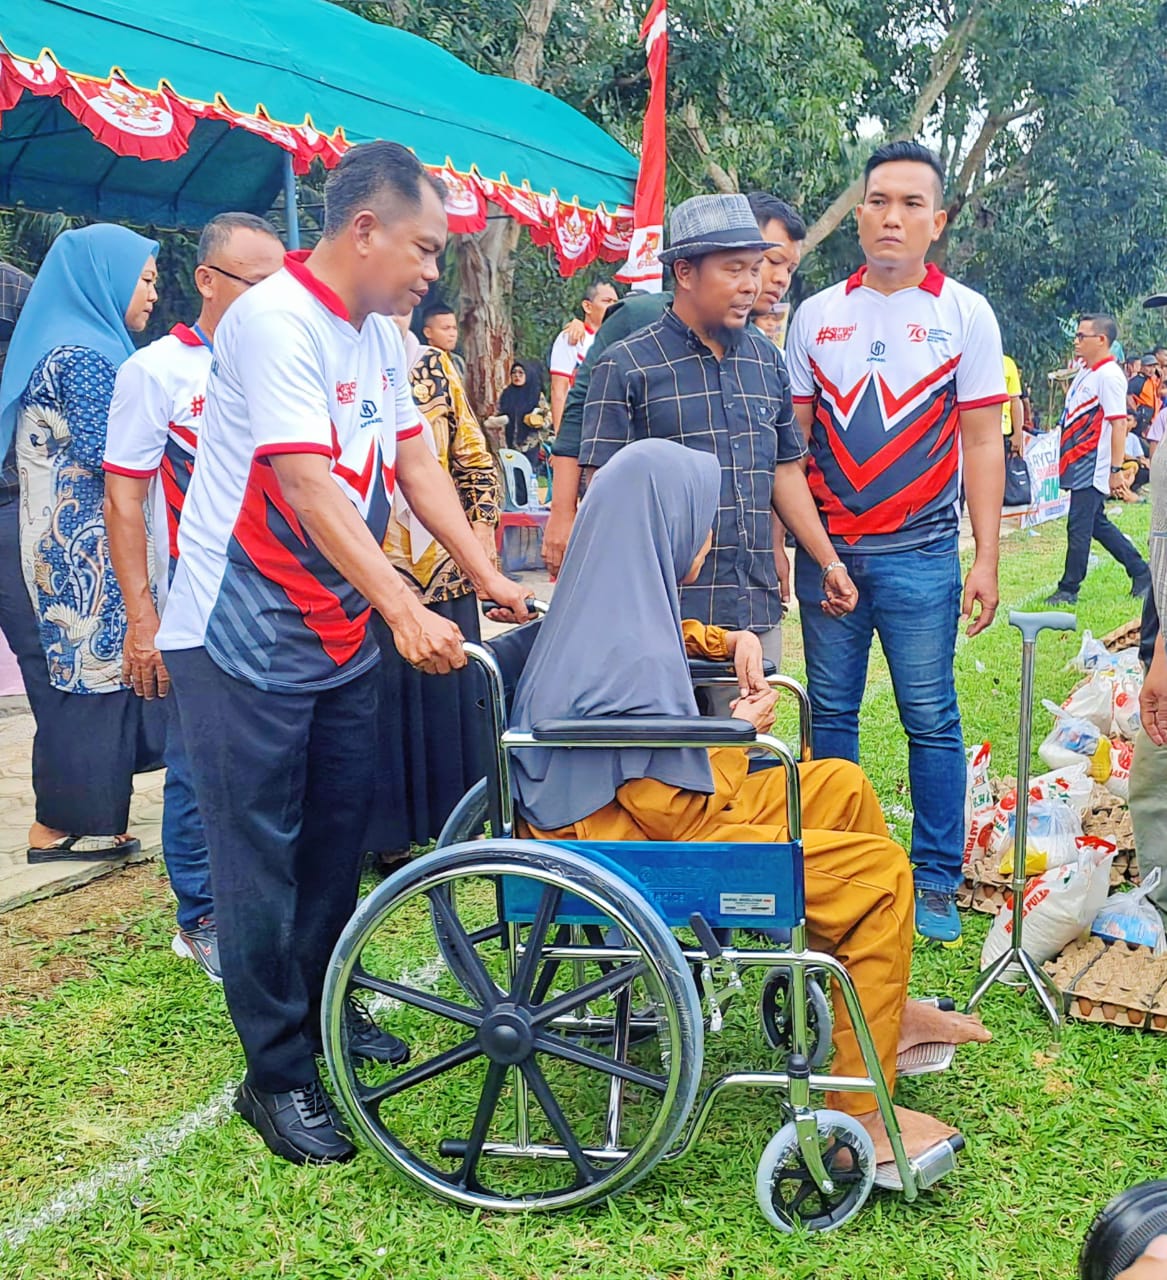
[1112,647,1143,679]
[1112,674,1143,740]
[1038,700,1102,771]
[988,762,1092,827]
[980,836,1117,975]
[995,797,1084,877]
[1091,869,1167,955]
[963,742,994,871]
[1106,738,1133,800]
[1062,672,1115,734]
[1070,631,1114,673]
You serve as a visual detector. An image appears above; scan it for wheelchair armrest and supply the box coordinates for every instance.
[687,658,777,680]
[531,716,756,744]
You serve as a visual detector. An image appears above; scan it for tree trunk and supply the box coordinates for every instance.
[802,4,985,253]
[456,0,558,415]
[934,101,1036,267]
[455,215,523,413]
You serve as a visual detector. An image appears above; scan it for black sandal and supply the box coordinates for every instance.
[27,835,141,864]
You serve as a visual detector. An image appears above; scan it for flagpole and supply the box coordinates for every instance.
[615,0,668,293]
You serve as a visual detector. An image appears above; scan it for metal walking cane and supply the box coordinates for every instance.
[966,609,1078,1034]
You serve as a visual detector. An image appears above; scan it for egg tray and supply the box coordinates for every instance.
[1100,618,1143,652]
[1049,939,1167,1032]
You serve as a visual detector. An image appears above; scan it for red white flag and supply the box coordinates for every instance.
[615,0,668,292]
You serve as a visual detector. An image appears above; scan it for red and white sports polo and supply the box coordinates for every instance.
[104,323,211,603]
[156,251,424,693]
[548,325,597,383]
[786,263,1006,552]
[1058,356,1127,495]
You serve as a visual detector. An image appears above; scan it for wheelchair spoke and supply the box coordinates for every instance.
[529,961,647,1027]
[791,1180,819,1213]
[520,1059,597,1186]
[350,973,484,1030]
[357,1036,483,1107]
[510,885,562,1005]
[456,1060,508,1190]
[426,886,505,1008]
[533,1030,668,1093]
[529,924,572,1006]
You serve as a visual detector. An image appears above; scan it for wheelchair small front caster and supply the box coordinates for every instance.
[760,967,832,1068]
[755,1109,875,1233]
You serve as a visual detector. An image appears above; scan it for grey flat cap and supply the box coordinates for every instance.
[658,193,771,265]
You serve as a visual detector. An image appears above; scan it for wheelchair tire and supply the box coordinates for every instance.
[755,1110,875,1233]
[322,839,704,1213]
[760,967,832,1069]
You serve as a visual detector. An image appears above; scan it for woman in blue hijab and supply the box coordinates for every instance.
[0,224,165,861]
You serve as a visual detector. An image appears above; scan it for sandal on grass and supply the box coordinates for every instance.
[27,835,141,864]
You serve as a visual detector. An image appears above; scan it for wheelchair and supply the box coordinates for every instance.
[320,606,962,1232]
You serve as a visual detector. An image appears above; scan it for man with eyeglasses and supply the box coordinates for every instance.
[103,211,285,981]
[1047,314,1150,606]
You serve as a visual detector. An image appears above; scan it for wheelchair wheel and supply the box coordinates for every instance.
[755,1110,875,1233]
[760,967,832,1069]
[322,839,703,1213]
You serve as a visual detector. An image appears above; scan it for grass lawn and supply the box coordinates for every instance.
[1,502,1162,1280]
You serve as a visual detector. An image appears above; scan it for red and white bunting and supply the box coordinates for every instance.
[61,74,194,161]
[433,165,487,233]
[0,50,626,275]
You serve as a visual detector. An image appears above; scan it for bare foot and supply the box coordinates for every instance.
[897,999,992,1054]
[853,1105,959,1165]
[28,822,69,848]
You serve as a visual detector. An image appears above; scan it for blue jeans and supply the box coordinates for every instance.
[795,538,965,893]
[161,696,213,931]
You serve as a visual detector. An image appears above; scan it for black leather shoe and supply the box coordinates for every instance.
[234,1078,356,1165]
[1045,590,1078,606]
[345,996,411,1065]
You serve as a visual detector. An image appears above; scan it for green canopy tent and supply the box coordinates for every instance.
[0,0,638,274]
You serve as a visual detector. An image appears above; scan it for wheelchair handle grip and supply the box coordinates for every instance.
[481,597,546,618]
[1009,609,1077,642]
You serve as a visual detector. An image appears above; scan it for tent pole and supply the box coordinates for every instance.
[283,151,301,249]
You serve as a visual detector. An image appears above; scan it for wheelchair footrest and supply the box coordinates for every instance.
[874,1135,964,1191]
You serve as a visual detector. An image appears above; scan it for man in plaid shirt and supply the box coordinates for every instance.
[579,194,856,673]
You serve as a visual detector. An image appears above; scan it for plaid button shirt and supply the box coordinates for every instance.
[0,262,33,503]
[579,306,806,632]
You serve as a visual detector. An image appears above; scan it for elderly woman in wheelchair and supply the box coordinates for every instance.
[321,438,989,1231]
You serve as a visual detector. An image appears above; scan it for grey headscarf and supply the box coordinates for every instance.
[510,438,721,829]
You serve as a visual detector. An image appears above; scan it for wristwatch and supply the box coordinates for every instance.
[821,559,846,585]
[1110,466,1125,474]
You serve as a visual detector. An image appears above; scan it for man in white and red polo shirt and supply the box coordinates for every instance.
[548,279,618,429]
[1048,313,1150,606]
[104,212,285,984]
[786,141,1007,945]
[156,142,530,1166]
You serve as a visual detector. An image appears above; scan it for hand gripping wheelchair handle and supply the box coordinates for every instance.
[481,597,548,618]
[1008,609,1077,642]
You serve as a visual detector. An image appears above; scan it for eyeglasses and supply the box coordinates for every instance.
[203,263,264,288]
[1073,332,1100,341]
